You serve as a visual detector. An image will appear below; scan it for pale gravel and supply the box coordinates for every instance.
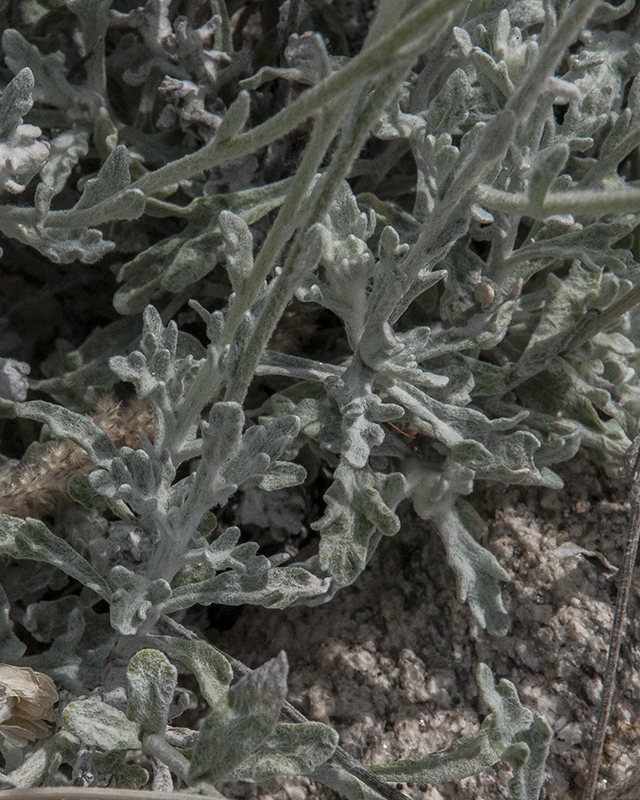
[212,453,640,800]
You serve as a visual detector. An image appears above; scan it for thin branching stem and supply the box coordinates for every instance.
[476,185,640,218]
[582,430,640,800]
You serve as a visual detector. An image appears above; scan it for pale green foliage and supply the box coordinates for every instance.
[0,68,48,197]
[64,698,142,751]
[369,664,551,800]
[0,0,639,797]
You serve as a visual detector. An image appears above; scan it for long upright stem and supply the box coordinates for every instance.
[220,101,348,347]
[400,0,603,290]
[129,0,462,198]
[149,0,460,590]
[177,1,447,429]
[172,100,348,447]
[224,63,419,406]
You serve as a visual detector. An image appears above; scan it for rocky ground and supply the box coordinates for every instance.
[207,453,640,800]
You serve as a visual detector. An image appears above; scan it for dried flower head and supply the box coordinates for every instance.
[0,396,153,519]
[0,664,58,747]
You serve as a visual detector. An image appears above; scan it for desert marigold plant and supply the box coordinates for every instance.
[0,0,640,797]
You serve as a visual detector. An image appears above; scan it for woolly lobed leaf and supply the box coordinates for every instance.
[0,515,111,601]
[313,464,407,590]
[126,649,178,737]
[164,564,331,612]
[114,182,289,313]
[14,400,118,468]
[406,459,510,635]
[189,651,288,783]
[231,722,339,781]
[109,567,171,635]
[63,698,142,751]
[0,68,49,195]
[145,634,232,708]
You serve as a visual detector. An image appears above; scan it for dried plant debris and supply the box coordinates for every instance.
[0,0,640,798]
[0,663,58,747]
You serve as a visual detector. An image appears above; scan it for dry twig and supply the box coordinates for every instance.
[582,430,640,800]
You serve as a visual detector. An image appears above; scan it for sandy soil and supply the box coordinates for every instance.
[210,453,640,800]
